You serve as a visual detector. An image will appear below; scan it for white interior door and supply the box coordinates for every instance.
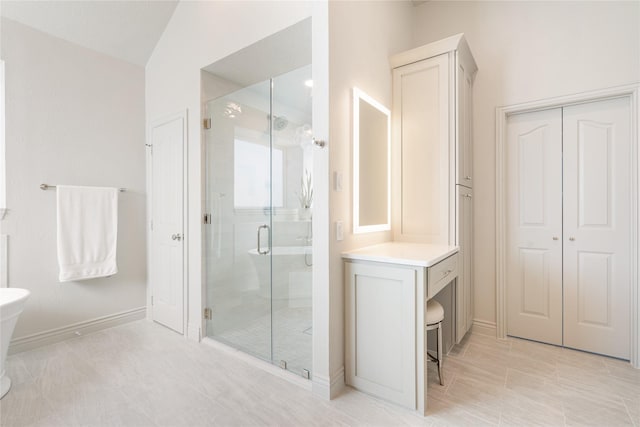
[150,114,185,333]
[562,97,631,359]
[506,108,563,345]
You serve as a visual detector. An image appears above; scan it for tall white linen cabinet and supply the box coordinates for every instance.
[391,34,477,342]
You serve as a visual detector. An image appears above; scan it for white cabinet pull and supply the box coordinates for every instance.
[442,269,452,276]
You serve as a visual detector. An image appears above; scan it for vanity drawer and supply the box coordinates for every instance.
[428,254,458,299]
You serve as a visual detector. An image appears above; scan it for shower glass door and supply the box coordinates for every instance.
[204,65,312,378]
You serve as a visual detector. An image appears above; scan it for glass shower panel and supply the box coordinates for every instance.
[205,80,273,362]
[271,65,313,376]
[204,64,312,379]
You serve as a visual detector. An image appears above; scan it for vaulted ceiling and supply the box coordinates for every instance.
[1,1,179,66]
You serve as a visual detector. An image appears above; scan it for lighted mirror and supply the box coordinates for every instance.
[353,87,390,234]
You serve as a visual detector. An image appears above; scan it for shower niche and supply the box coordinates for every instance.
[201,19,313,378]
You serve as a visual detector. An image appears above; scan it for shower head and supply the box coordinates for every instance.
[268,115,289,131]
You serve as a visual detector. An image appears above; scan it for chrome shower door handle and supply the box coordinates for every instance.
[257,224,271,255]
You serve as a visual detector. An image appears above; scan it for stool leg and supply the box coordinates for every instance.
[437,322,444,386]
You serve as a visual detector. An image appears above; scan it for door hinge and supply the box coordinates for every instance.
[204,213,211,224]
[204,307,212,320]
[203,118,211,130]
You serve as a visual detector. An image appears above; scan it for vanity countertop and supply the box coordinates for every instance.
[342,242,459,267]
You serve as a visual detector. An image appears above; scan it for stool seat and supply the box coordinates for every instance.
[426,299,444,325]
[426,299,445,386]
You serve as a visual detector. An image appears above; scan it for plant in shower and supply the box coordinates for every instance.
[298,170,313,209]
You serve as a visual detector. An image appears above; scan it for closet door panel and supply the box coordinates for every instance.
[393,54,450,243]
[456,55,473,187]
[563,97,631,360]
[506,108,563,345]
[456,186,473,341]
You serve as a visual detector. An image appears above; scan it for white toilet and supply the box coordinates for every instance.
[0,288,30,399]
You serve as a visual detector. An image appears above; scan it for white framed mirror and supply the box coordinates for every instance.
[353,87,390,234]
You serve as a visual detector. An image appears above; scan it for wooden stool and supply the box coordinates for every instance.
[426,299,445,386]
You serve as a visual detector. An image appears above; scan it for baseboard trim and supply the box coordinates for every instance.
[9,306,146,355]
[330,365,346,398]
[312,373,331,399]
[313,365,345,400]
[187,322,201,342]
[471,319,497,337]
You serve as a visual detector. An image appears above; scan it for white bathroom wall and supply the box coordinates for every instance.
[0,18,146,341]
[411,1,640,326]
[327,0,413,383]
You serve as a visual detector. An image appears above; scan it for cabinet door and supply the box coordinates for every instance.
[456,53,473,187]
[345,261,417,409]
[506,108,563,346]
[456,186,473,341]
[562,97,631,360]
[393,54,450,244]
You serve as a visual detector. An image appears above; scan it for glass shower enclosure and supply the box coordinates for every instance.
[203,65,313,378]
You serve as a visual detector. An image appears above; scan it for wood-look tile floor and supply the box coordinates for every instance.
[1,320,638,426]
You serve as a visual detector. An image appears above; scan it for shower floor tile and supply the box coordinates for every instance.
[213,306,312,377]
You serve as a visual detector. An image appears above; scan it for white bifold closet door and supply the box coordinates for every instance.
[506,97,631,359]
[562,98,631,359]
[507,108,563,346]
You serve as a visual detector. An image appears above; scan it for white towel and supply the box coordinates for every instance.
[56,185,118,282]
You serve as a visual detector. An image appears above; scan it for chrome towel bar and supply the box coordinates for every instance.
[40,184,126,192]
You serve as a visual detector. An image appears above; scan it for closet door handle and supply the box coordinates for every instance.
[257,225,271,255]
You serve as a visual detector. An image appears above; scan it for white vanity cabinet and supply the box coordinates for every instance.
[390,34,477,342]
[343,243,459,415]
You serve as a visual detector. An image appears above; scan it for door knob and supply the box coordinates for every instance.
[171,234,182,241]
